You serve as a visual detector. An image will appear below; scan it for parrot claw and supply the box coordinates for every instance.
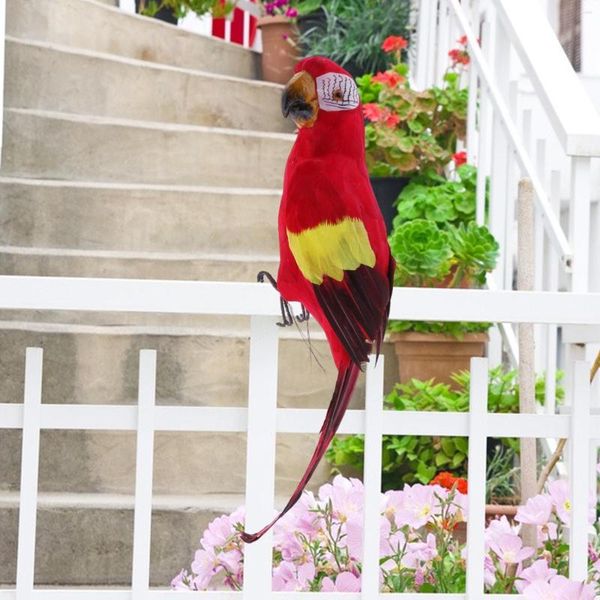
[257,270,310,327]
[257,270,278,289]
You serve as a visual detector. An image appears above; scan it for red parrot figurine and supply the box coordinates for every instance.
[241,56,394,543]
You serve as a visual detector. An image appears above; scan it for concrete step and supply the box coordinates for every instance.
[0,491,248,586]
[7,0,260,79]
[0,247,279,281]
[5,37,289,133]
[1,109,293,188]
[0,179,280,256]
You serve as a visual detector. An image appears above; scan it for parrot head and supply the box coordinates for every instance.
[281,57,360,129]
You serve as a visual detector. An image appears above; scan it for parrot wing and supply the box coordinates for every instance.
[284,167,394,367]
[288,218,392,365]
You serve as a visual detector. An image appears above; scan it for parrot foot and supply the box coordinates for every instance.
[257,270,310,327]
[296,304,310,323]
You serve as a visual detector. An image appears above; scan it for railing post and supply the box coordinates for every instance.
[16,348,44,600]
[131,350,157,599]
[465,357,488,598]
[569,156,591,293]
[568,360,591,581]
[361,356,384,598]
[243,316,279,599]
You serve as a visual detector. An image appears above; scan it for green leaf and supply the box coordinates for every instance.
[441,438,455,456]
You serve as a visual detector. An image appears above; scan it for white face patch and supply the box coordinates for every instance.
[315,72,360,112]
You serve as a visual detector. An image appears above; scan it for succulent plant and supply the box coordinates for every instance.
[393,164,478,228]
[389,219,453,285]
[448,221,500,286]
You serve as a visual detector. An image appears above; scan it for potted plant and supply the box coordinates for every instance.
[257,1,300,84]
[135,0,234,23]
[357,38,468,232]
[387,216,499,386]
[297,0,412,78]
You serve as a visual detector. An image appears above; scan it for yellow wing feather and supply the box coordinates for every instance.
[287,217,376,284]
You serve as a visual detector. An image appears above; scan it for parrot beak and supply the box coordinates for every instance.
[281,70,318,128]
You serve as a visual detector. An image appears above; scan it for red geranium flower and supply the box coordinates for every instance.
[453,150,467,167]
[431,471,468,494]
[381,35,408,53]
[362,103,385,122]
[372,71,405,88]
[384,113,400,128]
[448,48,470,65]
[457,34,468,46]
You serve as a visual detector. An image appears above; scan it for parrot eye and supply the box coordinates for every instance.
[315,72,359,112]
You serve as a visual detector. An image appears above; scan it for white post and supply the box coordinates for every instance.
[16,348,44,600]
[475,18,494,225]
[544,170,561,415]
[466,357,488,598]
[131,350,157,598]
[569,360,591,581]
[569,156,591,293]
[414,0,433,89]
[243,316,279,598]
[436,0,450,86]
[361,356,384,597]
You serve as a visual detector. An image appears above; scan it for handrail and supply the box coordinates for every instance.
[495,0,600,157]
[447,0,572,266]
[0,276,599,324]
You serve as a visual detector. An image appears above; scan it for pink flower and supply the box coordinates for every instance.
[484,555,496,587]
[404,533,437,567]
[191,548,219,589]
[321,571,361,592]
[488,532,535,566]
[272,560,315,591]
[171,569,191,590]
[516,494,553,526]
[345,516,363,559]
[393,484,438,529]
[318,475,364,522]
[537,520,558,546]
[523,575,596,599]
[485,515,519,550]
[548,480,571,524]
[515,559,557,594]
[285,7,298,17]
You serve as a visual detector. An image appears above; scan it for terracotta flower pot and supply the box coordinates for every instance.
[389,332,488,388]
[258,16,299,85]
[452,505,518,544]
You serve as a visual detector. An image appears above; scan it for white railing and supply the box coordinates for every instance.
[412,0,600,410]
[0,277,599,598]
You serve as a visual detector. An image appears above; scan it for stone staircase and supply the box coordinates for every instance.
[0,0,398,587]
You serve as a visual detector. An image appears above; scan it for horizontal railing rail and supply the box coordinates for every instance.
[0,276,599,323]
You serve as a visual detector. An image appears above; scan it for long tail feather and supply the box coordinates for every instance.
[240,361,360,543]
